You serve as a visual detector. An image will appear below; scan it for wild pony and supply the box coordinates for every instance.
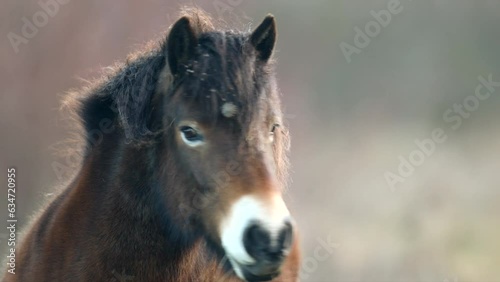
[3,9,300,282]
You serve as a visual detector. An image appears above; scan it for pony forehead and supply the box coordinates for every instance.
[172,32,262,125]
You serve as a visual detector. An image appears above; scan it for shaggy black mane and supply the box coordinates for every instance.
[79,50,166,143]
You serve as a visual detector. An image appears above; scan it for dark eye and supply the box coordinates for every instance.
[180,126,202,142]
[269,124,280,142]
[271,124,280,134]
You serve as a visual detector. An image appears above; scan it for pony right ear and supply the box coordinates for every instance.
[167,17,197,75]
[250,15,277,62]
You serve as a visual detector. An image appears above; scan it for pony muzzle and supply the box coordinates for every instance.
[220,195,294,281]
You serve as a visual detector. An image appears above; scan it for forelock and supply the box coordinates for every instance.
[174,31,267,131]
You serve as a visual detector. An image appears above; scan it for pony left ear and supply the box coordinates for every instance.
[250,15,277,62]
[167,16,197,75]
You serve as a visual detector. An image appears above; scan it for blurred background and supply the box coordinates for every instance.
[1,0,500,281]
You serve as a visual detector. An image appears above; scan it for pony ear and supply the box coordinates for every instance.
[250,15,277,61]
[167,16,197,75]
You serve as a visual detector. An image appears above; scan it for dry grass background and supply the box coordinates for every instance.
[1,0,500,281]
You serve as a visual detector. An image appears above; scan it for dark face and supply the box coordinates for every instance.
[163,15,296,281]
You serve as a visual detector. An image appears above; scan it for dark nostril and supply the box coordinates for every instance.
[243,223,271,259]
[243,220,294,263]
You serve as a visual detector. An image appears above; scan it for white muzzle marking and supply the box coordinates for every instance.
[220,194,290,279]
